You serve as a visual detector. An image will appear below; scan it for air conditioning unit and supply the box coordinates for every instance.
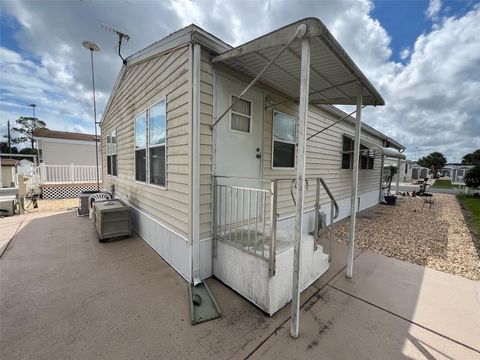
[94,199,131,242]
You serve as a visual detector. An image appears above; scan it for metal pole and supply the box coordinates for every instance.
[89,49,100,191]
[396,158,401,194]
[346,85,363,279]
[269,180,278,277]
[30,104,37,149]
[291,35,310,339]
[7,120,11,158]
[379,154,385,202]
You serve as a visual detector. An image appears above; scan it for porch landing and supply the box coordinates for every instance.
[1,211,479,359]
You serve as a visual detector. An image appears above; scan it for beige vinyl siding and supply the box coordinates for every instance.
[199,61,385,238]
[101,45,192,237]
[42,141,97,165]
[263,90,383,218]
[199,49,214,239]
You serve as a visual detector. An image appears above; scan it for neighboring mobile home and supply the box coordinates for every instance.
[33,128,99,165]
[31,129,102,199]
[100,19,405,315]
[1,158,19,188]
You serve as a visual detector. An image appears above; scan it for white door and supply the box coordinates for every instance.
[214,72,264,187]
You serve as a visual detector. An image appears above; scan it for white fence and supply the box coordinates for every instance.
[32,164,102,184]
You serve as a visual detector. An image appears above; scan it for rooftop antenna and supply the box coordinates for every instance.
[102,24,130,65]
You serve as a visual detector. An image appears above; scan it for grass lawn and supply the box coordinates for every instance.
[432,179,461,189]
[457,194,480,240]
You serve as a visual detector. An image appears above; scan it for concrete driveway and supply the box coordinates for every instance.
[1,211,479,360]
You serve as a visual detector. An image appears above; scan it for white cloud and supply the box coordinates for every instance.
[426,0,443,21]
[399,47,411,60]
[1,0,479,162]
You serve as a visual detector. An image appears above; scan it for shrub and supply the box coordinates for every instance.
[464,166,480,189]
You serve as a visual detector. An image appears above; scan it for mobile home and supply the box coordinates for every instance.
[100,19,404,315]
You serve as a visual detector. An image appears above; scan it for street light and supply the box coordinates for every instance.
[82,40,101,191]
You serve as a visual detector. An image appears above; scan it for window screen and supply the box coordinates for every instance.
[272,111,296,168]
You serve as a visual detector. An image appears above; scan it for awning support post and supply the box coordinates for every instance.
[396,158,401,194]
[290,34,310,339]
[346,85,363,279]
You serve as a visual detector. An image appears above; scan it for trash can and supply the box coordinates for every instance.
[384,195,397,205]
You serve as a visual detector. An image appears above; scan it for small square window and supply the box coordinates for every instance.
[231,96,251,133]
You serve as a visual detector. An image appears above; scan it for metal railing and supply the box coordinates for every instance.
[314,178,339,263]
[31,164,102,184]
[212,176,339,276]
[212,177,277,275]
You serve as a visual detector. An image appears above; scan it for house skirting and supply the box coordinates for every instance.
[41,183,101,199]
[126,200,192,282]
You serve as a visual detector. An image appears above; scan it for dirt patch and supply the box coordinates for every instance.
[24,198,78,213]
[333,194,480,281]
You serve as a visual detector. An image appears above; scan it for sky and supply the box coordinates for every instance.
[0,0,479,162]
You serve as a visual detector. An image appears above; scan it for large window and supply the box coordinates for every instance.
[149,101,166,186]
[342,137,374,170]
[135,100,166,186]
[230,96,251,133]
[272,111,296,168]
[106,129,117,176]
[360,145,374,170]
[135,112,147,182]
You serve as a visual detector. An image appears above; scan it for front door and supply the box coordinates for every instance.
[214,71,264,187]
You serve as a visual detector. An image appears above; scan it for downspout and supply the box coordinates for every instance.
[192,43,201,285]
[346,85,363,279]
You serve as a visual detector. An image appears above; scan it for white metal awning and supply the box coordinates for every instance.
[213,18,384,106]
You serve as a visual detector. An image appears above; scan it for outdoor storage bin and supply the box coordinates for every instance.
[94,199,131,241]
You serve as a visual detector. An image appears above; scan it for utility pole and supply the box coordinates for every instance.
[29,104,37,149]
[7,120,12,158]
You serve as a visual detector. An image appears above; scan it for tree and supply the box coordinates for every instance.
[0,141,18,154]
[464,166,480,189]
[461,149,480,166]
[19,147,37,155]
[10,116,47,149]
[417,152,447,177]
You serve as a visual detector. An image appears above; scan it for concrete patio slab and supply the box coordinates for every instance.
[0,214,29,255]
[330,250,480,352]
[250,286,480,360]
[0,211,317,360]
[2,211,479,360]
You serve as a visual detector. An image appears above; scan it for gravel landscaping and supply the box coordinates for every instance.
[333,194,480,281]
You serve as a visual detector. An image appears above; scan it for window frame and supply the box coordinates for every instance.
[271,110,297,170]
[133,98,167,189]
[341,134,354,170]
[106,128,118,177]
[229,94,252,135]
